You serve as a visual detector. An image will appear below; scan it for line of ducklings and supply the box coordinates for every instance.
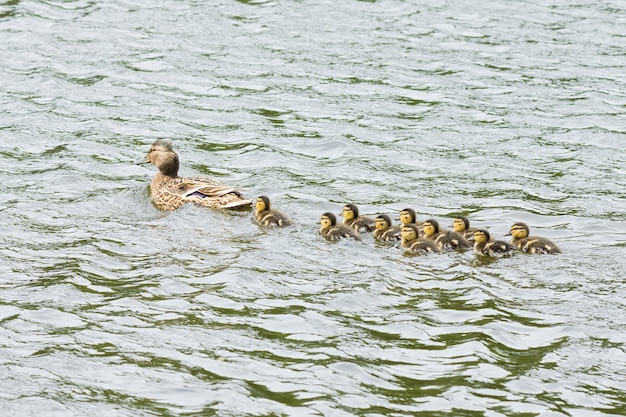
[255,197,561,257]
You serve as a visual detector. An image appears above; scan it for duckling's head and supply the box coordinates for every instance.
[452,216,470,233]
[374,214,392,231]
[401,223,420,241]
[422,219,440,237]
[256,196,271,212]
[399,208,417,225]
[471,229,490,244]
[507,222,529,239]
[320,212,338,229]
[341,204,359,221]
[145,139,179,176]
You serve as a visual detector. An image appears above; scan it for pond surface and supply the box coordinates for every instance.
[1,0,625,416]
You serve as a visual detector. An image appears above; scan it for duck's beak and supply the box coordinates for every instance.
[135,156,149,165]
[504,232,511,236]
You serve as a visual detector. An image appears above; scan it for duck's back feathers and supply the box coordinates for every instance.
[255,210,293,227]
[408,239,441,254]
[517,237,561,254]
[144,140,251,211]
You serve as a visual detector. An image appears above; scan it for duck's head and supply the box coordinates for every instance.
[452,216,470,233]
[401,223,420,241]
[320,212,337,229]
[374,214,392,231]
[506,222,529,239]
[399,208,417,225]
[256,196,271,212]
[341,204,359,221]
[471,229,490,244]
[422,219,440,237]
[142,139,179,176]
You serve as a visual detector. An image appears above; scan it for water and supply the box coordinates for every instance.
[1,0,625,416]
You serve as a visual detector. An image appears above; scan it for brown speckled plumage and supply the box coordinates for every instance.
[142,139,251,211]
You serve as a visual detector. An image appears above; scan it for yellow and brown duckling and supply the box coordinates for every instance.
[254,196,293,227]
[399,207,419,226]
[400,223,441,254]
[506,222,561,254]
[373,214,401,242]
[451,216,479,241]
[140,139,251,211]
[319,212,361,242]
[341,203,374,233]
[469,229,516,257]
[422,218,472,251]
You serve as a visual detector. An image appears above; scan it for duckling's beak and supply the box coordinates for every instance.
[504,232,512,236]
[467,236,475,242]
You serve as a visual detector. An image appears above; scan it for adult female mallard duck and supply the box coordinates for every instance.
[506,222,561,254]
[341,204,374,233]
[469,229,516,257]
[140,139,251,211]
[451,216,479,240]
[400,223,441,253]
[254,196,293,227]
[373,214,401,242]
[319,212,361,242]
[422,218,472,251]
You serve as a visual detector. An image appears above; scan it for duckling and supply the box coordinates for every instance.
[506,222,561,254]
[254,196,293,227]
[319,212,361,242]
[341,204,374,233]
[469,229,516,257]
[140,139,251,211]
[451,216,479,240]
[422,218,472,251]
[400,224,441,254]
[373,214,401,242]
[398,208,419,226]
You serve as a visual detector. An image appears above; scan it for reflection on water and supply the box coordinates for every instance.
[1,0,625,416]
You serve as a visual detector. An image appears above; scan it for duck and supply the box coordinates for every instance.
[422,218,472,251]
[506,222,561,254]
[400,223,441,253]
[451,215,479,240]
[319,212,361,242]
[398,208,419,226]
[140,139,251,211]
[341,204,374,233]
[254,196,293,227]
[373,214,401,242]
[469,229,516,257]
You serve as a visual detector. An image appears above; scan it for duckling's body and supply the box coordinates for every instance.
[400,224,441,254]
[451,216,479,241]
[373,215,401,242]
[254,196,293,227]
[470,229,516,257]
[341,204,374,233]
[422,219,472,251]
[506,222,561,254]
[319,212,361,242]
[141,139,251,211]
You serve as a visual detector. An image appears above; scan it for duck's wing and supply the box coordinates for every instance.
[179,177,245,199]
